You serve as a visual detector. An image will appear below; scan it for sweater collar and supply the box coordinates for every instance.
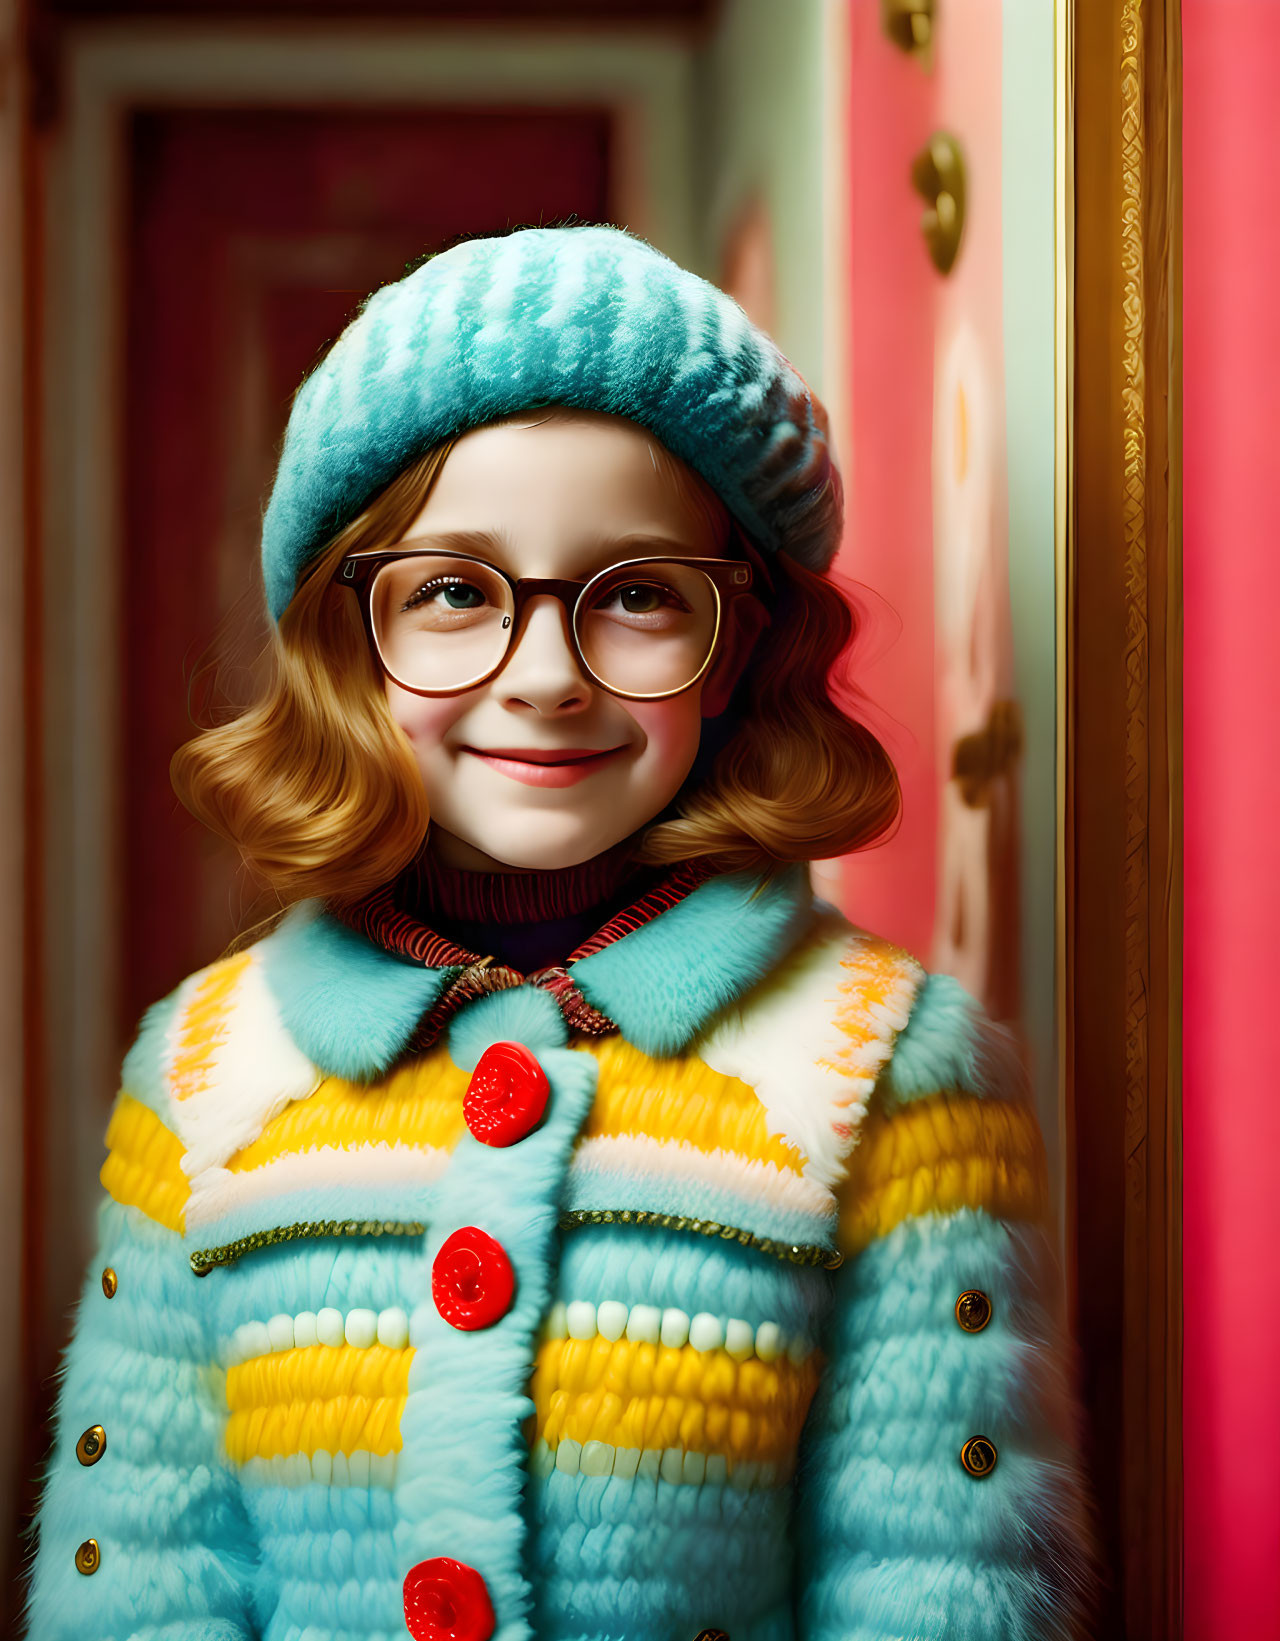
[402,837,647,927]
[330,837,674,975]
[255,860,817,1082]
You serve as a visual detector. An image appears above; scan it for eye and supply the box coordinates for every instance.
[618,583,662,614]
[597,580,692,619]
[401,575,488,614]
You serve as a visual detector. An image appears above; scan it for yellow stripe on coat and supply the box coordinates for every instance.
[100,1092,189,1232]
[227,1044,469,1173]
[838,1090,1049,1254]
[225,1343,412,1461]
[575,1037,807,1174]
[531,1335,821,1467]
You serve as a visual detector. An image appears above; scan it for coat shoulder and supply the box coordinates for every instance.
[688,901,926,1189]
[110,922,323,1214]
[875,965,1033,1108]
[818,926,1050,1258]
[687,900,1033,1191]
[793,899,1034,1108]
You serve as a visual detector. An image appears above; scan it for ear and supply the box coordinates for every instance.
[700,597,770,719]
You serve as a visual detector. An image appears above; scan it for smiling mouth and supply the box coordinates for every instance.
[464,746,624,765]
[461,745,627,788]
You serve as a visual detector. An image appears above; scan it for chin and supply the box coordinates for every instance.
[464,817,637,872]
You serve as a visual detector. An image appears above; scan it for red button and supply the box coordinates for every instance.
[403,1556,495,1641]
[432,1227,515,1330]
[463,1041,550,1147]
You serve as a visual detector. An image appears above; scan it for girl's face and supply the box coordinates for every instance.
[382,410,763,872]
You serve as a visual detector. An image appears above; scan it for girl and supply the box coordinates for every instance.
[24,223,1099,1640]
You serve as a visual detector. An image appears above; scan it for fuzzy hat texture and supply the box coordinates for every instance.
[260,222,843,622]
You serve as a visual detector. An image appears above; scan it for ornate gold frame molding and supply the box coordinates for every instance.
[1068,1,1182,1636]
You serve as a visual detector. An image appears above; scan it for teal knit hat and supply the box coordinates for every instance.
[260,222,843,622]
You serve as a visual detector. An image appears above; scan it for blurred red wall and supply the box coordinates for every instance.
[1183,5,1280,1636]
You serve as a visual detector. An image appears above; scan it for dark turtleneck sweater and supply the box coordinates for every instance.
[395,837,665,974]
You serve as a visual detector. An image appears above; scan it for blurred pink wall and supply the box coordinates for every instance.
[1183,6,1280,1636]
[836,2,937,956]
[838,4,1009,1013]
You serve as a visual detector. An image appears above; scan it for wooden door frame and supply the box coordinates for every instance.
[3,0,35,1614]
[1064,0,1183,1636]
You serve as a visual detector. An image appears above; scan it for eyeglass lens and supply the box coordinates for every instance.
[369,555,721,697]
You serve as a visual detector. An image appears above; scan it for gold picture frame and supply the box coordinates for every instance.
[1061,1,1183,1635]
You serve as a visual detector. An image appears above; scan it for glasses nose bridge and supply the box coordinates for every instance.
[512,574,586,616]
[502,575,590,673]
[507,575,588,643]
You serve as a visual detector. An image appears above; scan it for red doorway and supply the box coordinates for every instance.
[123,105,613,1034]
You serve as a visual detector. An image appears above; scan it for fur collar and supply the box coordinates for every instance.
[255,864,818,1082]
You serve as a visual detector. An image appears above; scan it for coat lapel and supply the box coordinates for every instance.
[256,896,454,1081]
[569,864,818,1056]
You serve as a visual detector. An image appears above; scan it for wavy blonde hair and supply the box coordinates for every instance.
[171,412,901,935]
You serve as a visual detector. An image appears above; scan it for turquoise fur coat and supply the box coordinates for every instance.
[24,863,1099,1640]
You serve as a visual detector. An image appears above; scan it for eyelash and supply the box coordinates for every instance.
[401,574,476,612]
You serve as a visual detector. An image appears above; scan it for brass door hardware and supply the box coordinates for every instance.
[911,132,967,275]
[881,0,934,58]
[951,699,1023,808]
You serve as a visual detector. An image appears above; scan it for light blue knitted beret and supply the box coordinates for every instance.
[260,223,842,622]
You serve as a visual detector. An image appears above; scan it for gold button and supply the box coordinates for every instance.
[960,1434,998,1477]
[74,1537,100,1575]
[75,1425,107,1466]
[955,1289,992,1332]
[100,1268,117,1299]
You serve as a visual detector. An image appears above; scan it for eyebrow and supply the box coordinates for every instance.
[389,527,717,571]
[392,528,512,559]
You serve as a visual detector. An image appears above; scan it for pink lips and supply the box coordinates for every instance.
[463,746,626,788]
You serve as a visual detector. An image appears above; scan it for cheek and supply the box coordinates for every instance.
[384,683,464,753]
[627,696,705,777]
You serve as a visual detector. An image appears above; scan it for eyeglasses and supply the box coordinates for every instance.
[332,537,769,700]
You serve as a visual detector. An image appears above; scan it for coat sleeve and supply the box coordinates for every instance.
[21,999,261,1639]
[794,972,1103,1641]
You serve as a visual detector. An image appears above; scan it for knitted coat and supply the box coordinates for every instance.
[25,864,1098,1641]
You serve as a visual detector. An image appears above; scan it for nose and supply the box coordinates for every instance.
[495,594,593,713]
